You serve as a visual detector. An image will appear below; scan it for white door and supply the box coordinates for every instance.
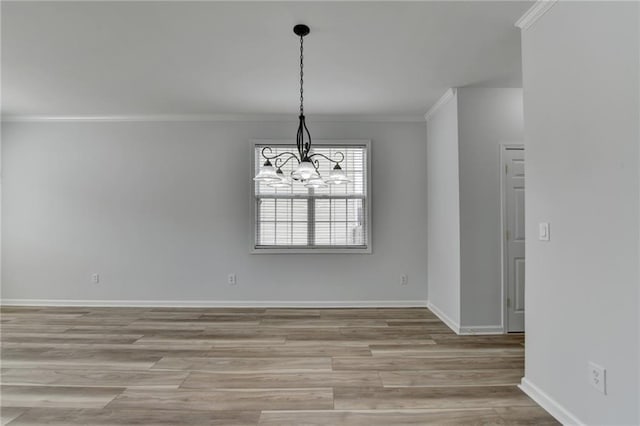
[504,147,525,332]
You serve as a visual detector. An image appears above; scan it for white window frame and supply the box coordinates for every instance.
[251,139,372,254]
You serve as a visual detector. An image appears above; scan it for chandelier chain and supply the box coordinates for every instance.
[299,35,304,115]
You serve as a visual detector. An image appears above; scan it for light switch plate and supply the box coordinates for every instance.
[539,222,550,241]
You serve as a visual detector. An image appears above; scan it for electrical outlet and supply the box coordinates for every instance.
[400,274,408,285]
[588,362,606,394]
[91,273,100,284]
[227,273,237,286]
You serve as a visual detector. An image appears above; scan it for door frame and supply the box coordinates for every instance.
[499,143,524,334]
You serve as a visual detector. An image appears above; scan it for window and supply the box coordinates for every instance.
[253,140,370,253]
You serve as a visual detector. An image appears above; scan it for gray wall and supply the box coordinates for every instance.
[457,88,523,328]
[426,93,461,325]
[521,2,639,424]
[426,88,523,331]
[1,120,428,305]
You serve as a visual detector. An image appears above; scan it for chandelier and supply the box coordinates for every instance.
[253,24,349,189]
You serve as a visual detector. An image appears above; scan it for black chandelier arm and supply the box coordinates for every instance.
[296,115,311,159]
[296,119,304,158]
[301,116,312,156]
[307,151,345,165]
[274,153,301,169]
[261,147,301,166]
[296,115,313,160]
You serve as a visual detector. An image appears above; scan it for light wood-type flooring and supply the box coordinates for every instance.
[0,306,558,425]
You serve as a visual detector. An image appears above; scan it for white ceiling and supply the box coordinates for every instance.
[1,1,531,118]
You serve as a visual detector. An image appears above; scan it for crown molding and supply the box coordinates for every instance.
[0,113,425,123]
[424,88,457,122]
[515,0,558,30]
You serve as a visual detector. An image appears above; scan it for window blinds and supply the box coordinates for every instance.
[254,144,368,249]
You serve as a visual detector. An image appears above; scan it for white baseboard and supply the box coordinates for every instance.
[458,325,505,335]
[426,300,461,334]
[519,377,584,425]
[0,299,429,308]
[426,301,504,335]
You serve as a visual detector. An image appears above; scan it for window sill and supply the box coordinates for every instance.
[252,246,371,255]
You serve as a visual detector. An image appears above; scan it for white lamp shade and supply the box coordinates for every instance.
[254,163,279,182]
[304,177,327,188]
[293,160,318,181]
[326,166,350,184]
[268,169,292,188]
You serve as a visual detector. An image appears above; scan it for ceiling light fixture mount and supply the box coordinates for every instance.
[254,24,349,188]
[293,24,310,37]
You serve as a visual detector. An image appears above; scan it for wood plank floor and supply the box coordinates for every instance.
[0,307,558,425]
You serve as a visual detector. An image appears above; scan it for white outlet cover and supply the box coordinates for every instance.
[588,362,606,394]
